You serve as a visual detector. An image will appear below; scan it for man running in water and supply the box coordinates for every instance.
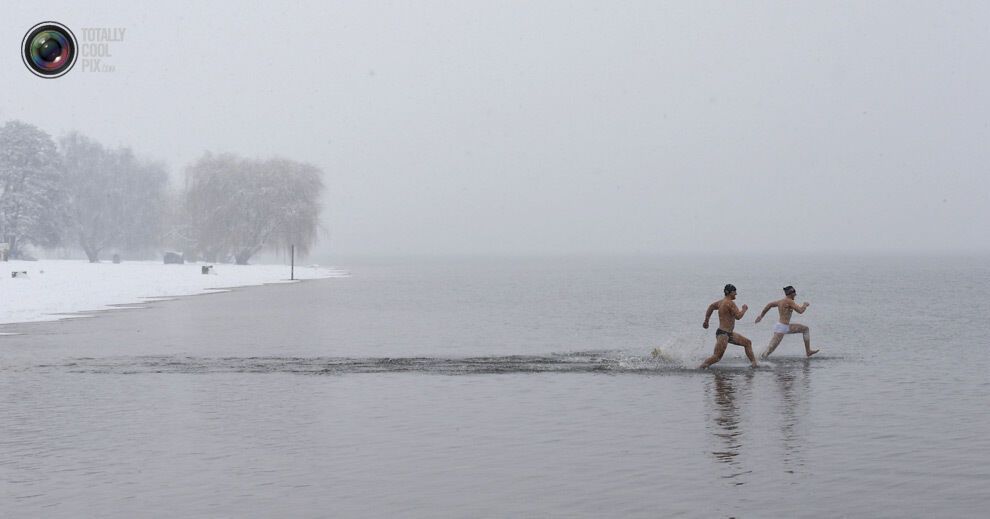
[700,284,758,369]
[755,285,820,359]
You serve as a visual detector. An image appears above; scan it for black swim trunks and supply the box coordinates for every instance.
[715,328,734,338]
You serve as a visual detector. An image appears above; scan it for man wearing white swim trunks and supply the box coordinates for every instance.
[754,285,820,359]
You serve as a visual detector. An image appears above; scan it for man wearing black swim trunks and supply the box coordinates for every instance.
[700,284,758,369]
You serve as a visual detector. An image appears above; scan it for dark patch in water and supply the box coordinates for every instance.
[35,351,841,376]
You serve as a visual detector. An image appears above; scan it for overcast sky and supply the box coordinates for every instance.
[3,1,988,256]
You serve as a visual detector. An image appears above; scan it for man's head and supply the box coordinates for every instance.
[783,285,796,299]
[724,283,737,299]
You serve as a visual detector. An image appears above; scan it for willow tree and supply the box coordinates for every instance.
[184,153,324,264]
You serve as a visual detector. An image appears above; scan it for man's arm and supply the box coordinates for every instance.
[703,301,718,328]
[755,301,777,323]
[733,302,749,320]
[790,300,810,314]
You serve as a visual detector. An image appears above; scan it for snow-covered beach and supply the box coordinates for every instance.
[0,259,347,326]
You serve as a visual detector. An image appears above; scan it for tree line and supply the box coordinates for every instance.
[0,120,324,264]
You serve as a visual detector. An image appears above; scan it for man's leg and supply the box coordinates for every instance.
[789,323,819,357]
[761,332,785,359]
[730,333,759,368]
[700,336,728,369]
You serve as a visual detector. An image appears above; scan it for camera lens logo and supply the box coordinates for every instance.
[22,22,78,78]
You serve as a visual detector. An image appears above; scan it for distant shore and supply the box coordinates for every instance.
[0,259,348,327]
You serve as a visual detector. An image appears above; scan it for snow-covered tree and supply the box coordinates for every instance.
[0,121,65,258]
[184,153,324,264]
[113,150,168,256]
[60,132,168,262]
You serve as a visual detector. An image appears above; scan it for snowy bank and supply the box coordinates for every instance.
[0,260,347,326]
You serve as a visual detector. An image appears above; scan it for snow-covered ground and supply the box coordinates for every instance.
[0,259,348,326]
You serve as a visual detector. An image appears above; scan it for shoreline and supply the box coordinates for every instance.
[0,276,335,337]
[0,259,348,329]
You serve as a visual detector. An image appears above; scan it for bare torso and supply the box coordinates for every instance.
[716,298,739,330]
[776,298,795,324]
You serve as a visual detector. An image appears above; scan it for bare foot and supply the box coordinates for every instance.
[806,349,820,357]
[750,362,759,368]
[759,352,769,360]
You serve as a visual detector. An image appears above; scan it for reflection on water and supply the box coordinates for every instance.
[705,369,755,485]
[705,363,815,486]
[776,359,812,473]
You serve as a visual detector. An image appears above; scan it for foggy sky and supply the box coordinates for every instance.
[3,1,989,257]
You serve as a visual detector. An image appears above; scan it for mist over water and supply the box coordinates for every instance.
[1,255,988,517]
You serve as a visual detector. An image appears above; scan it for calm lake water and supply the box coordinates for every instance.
[1,255,988,517]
